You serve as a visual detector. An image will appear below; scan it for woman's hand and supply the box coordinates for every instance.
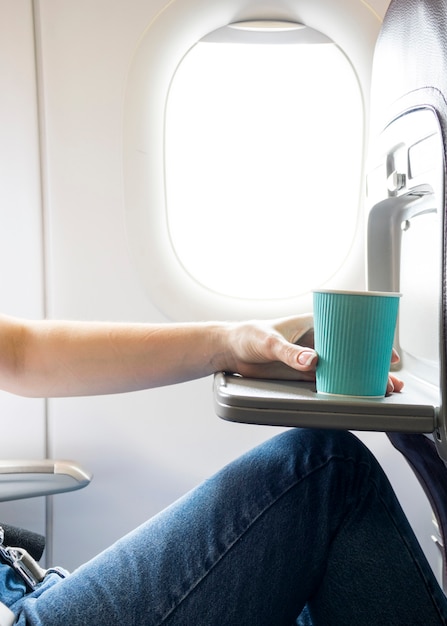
[222,315,404,394]
[387,350,404,394]
[0,312,402,397]
[222,315,318,380]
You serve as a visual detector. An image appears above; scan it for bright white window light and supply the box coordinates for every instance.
[165,21,363,299]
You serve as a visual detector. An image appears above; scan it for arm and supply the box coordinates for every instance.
[0,314,318,398]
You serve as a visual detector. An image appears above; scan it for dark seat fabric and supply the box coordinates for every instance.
[371,0,447,137]
[387,433,447,582]
[0,524,45,562]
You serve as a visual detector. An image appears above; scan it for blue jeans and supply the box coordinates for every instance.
[4,428,447,624]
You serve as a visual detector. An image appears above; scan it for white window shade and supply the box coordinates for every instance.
[165,22,363,300]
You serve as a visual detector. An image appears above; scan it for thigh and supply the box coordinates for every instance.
[13,429,447,625]
[14,429,327,624]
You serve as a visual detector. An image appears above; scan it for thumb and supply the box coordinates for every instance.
[296,348,318,369]
[273,339,317,371]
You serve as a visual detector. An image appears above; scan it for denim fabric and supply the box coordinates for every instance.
[2,428,446,625]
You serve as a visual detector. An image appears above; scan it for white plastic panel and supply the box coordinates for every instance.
[123,0,384,320]
[0,0,47,544]
[367,108,444,389]
[400,211,440,367]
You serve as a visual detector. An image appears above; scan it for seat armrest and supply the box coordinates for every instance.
[0,460,92,501]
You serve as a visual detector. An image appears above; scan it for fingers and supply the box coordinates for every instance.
[271,316,317,371]
[273,314,314,345]
[260,320,403,396]
[259,317,317,373]
[387,350,403,393]
[275,339,317,372]
[297,349,318,368]
[391,348,400,364]
[386,373,404,394]
[294,343,403,395]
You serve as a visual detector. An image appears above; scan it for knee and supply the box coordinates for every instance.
[266,428,379,481]
[273,427,367,458]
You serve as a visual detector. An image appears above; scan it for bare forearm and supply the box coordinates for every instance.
[9,319,230,397]
[0,314,318,398]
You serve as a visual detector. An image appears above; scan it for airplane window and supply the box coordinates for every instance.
[165,21,363,299]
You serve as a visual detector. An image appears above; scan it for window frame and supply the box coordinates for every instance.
[123,1,380,321]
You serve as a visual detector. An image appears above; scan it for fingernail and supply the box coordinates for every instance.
[298,350,316,367]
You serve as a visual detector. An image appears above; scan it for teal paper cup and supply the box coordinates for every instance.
[313,290,401,397]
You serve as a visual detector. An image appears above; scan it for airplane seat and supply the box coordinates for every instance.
[0,460,92,626]
[0,459,92,555]
[367,0,447,591]
[0,459,92,626]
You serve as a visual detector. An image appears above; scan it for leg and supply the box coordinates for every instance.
[12,429,447,625]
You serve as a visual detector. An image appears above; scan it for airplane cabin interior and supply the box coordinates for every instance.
[1,0,447,619]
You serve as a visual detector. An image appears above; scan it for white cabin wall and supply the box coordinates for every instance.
[36,0,295,569]
[0,0,440,583]
[0,0,47,538]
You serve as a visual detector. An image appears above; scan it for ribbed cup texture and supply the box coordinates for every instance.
[313,291,400,397]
